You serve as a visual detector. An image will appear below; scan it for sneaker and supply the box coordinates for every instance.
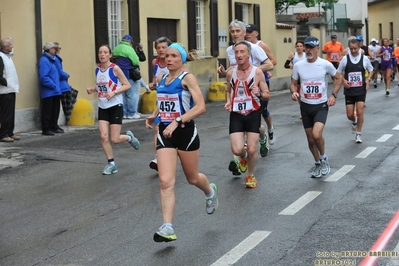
[355,133,362,143]
[351,122,357,134]
[132,113,141,119]
[123,115,127,119]
[102,163,118,175]
[268,128,275,145]
[153,224,177,242]
[245,175,258,188]
[238,150,248,173]
[149,158,158,171]
[320,157,330,176]
[206,183,219,214]
[228,158,241,176]
[259,137,269,157]
[374,82,377,88]
[386,89,390,95]
[126,131,140,150]
[310,163,322,178]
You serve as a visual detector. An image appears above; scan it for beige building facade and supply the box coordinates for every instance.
[1,0,299,133]
[368,0,399,42]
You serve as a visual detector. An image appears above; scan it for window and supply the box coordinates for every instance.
[187,0,219,57]
[108,0,124,49]
[390,22,393,40]
[241,4,250,25]
[195,1,206,56]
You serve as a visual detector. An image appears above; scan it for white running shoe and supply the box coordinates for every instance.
[355,134,362,143]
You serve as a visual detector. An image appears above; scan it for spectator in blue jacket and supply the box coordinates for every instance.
[38,42,63,136]
[54,42,72,126]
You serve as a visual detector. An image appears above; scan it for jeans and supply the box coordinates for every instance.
[123,79,140,117]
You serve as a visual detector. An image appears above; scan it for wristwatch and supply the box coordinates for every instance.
[114,90,118,95]
[175,117,183,125]
[332,92,337,98]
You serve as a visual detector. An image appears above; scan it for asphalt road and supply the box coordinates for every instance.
[1,80,399,266]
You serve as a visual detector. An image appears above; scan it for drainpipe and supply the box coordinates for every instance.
[365,17,369,46]
[35,0,42,62]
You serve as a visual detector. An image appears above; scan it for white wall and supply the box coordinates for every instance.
[283,0,368,37]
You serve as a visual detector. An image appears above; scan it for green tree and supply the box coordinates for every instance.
[275,0,339,15]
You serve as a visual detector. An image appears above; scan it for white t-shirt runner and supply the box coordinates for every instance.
[226,41,268,68]
[292,57,337,105]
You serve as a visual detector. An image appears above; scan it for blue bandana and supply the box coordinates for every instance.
[168,43,187,63]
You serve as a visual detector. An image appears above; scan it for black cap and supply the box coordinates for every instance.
[331,34,337,39]
[304,36,320,47]
[246,24,258,32]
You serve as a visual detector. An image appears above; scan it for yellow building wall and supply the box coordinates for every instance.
[368,0,399,40]
[0,0,38,109]
[273,28,297,79]
[41,0,97,102]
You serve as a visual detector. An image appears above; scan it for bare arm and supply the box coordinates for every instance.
[258,58,273,72]
[260,42,277,66]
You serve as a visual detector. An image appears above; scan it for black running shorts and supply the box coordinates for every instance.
[157,120,200,151]
[98,104,123,125]
[345,94,366,105]
[229,109,261,134]
[300,101,329,129]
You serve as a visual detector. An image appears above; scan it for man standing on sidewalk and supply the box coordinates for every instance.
[290,36,342,178]
[112,34,141,119]
[0,38,20,142]
[336,38,373,144]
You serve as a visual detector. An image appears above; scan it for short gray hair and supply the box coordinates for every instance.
[154,37,172,49]
[229,19,246,32]
[1,38,11,49]
[233,40,251,54]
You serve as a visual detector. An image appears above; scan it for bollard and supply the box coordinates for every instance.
[69,98,95,126]
[208,82,226,101]
[140,90,157,114]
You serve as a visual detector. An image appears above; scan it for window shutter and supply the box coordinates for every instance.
[210,0,219,57]
[93,0,108,63]
[234,2,243,21]
[187,0,197,50]
[254,4,261,40]
[128,0,140,44]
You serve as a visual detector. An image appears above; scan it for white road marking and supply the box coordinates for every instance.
[324,165,355,182]
[210,231,271,266]
[279,191,322,215]
[393,125,399,130]
[355,147,377,158]
[376,134,393,142]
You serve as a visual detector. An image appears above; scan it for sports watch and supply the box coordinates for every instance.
[175,117,183,125]
[332,92,337,98]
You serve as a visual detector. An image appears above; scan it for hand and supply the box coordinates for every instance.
[291,92,300,101]
[163,122,178,138]
[327,95,337,106]
[105,91,115,101]
[145,116,155,129]
[86,87,95,95]
[251,85,261,97]
[267,71,273,79]
[149,82,156,90]
[343,79,351,89]
[224,102,232,112]
[218,64,226,75]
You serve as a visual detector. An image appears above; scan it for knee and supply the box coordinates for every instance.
[247,145,257,158]
[100,133,109,143]
[110,136,119,144]
[159,178,175,190]
[313,133,322,142]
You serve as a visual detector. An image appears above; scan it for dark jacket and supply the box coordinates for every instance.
[38,52,61,99]
[54,54,71,93]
